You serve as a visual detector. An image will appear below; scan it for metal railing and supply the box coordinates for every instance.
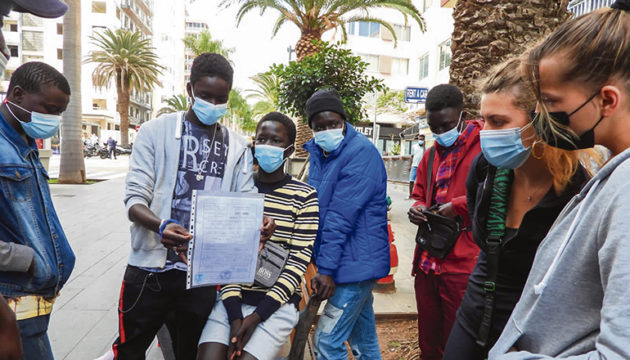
[568,0,615,17]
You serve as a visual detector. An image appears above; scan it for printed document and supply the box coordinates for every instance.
[186,191,264,288]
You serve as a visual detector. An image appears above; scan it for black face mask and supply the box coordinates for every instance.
[531,91,604,150]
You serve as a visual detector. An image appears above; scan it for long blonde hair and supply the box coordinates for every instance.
[480,57,594,192]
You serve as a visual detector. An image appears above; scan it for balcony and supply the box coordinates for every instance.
[121,0,153,35]
[568,0,615,16]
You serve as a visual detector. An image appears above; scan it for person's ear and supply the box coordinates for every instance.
[11,86,25,104]
[285,143,295,158]
[186,82,193,101]
[600,84,622,118]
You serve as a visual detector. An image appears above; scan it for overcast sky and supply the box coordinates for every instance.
[188,1,302,96]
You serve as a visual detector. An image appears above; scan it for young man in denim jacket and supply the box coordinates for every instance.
[304,89,390,359]
[0,62,75,360]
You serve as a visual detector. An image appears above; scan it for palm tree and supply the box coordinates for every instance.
[224,0,425,60]
[247,72,280,118]
[59,0,85,184]
[228,89,257,133]
[449,0,571,115]
[223,0,425,156]
[88,29,164,147]
[157,94,189,116]
[183,30,234,59]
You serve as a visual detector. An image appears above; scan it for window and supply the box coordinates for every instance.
[391,58,409,76]
[22,31,43,51]
[116,7,121,19]
[439,39,452,70]
[360,54,379,73]
[358,21,369,36]
[358,22,380,38]
[92,1,106,13]
[394,25,411,42]
[92,99,107,110]
[8,45,18,58]
[57,23,63,35]
[369,22,380,37]
[3,21,18,32]
[115,125,120,131]
[348,22,355,35]
[419,53,430,80]
[22,14,43,27]
[57,49,63,60]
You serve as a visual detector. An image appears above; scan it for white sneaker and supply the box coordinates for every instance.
[93,349,114,360]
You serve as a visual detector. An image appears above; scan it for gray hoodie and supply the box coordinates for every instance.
[124,111,256,268]
[490,147,630,359]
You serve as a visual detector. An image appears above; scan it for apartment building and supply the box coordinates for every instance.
[152,0,186,118]
[184,17,209,84]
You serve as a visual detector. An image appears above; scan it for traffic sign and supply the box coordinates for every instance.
[405,87,429,103]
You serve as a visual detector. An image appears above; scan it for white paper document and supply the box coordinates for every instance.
[186,191,265,289]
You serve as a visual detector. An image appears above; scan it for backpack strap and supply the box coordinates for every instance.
[426,147,436,207]
[476,167,512,348]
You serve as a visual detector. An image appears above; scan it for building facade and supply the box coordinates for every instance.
[152,0,186,118]
[183,17,209,84]
[328,0,454,155]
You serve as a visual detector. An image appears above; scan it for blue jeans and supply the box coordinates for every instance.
[18,314,53,360]
[313,280,381,360]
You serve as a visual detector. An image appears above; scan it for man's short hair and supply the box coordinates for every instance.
[256,111,297,145]
[425,84,463,112]
[8,61,70,95]
[190,53,233,88]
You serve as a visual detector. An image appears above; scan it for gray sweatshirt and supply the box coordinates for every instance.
[124,111,256,268]
[490,147,630,359]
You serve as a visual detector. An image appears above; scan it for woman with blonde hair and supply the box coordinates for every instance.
[443,57,591,359]
[490,1,630,358]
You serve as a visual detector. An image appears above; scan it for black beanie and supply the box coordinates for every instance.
[305,88,346,127]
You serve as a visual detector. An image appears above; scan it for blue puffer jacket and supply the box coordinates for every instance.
[304,123,390,284]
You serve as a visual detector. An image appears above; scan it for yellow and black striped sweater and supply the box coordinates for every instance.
[221,175,319,322]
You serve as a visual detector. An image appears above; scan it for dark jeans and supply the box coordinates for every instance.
[112,265,216,360]
[414,271,470,360]
[443,319,487,360]
[18,314,53,360]
[109,148,117,159]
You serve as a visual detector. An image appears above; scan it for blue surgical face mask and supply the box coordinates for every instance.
[191,88,228,126]
[433,112,463,148]
[5,100,61,139]
[255,144,292,173]
[314,128,344,153]
[480,123,534,169]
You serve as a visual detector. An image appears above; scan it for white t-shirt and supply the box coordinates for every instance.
[411,143,425,167]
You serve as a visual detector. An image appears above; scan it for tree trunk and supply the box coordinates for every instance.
[294,118,311,157]
[117,81,130,147]
[59,0,85,184]
[293,31,323,157]
[449,0,570,116]
[296,30,322,61]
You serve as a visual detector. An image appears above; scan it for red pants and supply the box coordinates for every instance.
[414,271,470,360]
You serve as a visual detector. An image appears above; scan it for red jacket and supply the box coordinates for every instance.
[411,120,483,275]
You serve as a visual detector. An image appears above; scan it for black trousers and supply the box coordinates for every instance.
[109,148,117,159]
[112,265,217,360]
[443,319,487,360]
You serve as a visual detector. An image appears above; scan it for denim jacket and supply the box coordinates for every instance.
[0,113,75,297]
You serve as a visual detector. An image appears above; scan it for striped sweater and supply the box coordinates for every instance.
[221,175,319,322]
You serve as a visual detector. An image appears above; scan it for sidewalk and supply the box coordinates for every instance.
[46,177,419,359]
